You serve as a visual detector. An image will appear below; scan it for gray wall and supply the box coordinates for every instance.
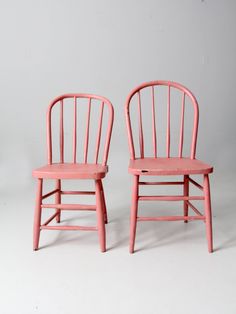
[0,0,235,198]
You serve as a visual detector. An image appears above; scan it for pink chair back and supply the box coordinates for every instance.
[47,94,114,165]
[125,81,199,160]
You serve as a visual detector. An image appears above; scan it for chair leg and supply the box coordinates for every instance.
[95,180,106,252]
[55,179,61,223]
[33,179,43,251]
[183,175,189,223]
[203,174,213,253]
[99,180,108,224]
[129,175,139,254]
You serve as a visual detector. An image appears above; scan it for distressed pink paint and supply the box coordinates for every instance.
[33,94,114,252]
[125,81,214,253]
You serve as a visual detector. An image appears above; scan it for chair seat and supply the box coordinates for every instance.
[32,163,108,179]
[129,157,213,175]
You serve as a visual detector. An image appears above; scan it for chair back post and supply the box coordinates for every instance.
[125,81,199,160]
[102,97,114,166]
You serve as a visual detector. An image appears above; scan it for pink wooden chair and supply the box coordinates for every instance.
[32,94,114,252]
[125,81,213,253]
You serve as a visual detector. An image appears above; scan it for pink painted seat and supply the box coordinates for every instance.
[32,94,114,252]
[33,163,108,179]
[125,81,214,253]
[129,157,213,176]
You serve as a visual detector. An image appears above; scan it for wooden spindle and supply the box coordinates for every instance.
[166,85,170,157]
[60,99,64,163]
[84,98,91,163]
[179,92,185,157]
[151,86,157,157]
[47,108,52,164]
[102,103,114,166]
[94,101,104,164]
[138,91,144,158]
[191,102,199,159]
[73,96,77,163]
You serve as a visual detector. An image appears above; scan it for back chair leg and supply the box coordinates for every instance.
[129,175,139,254]
[183,175,189,223]
[99,180,108,224]
[95,180,106,252]
[203,174,213,253]
[55,179,61,223]
[33,179,43,251]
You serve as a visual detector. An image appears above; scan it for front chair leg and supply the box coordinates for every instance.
[55,179,61,223]
[33,179,43,251]
[98,180,108,224]
[95,180,106,252]
[129,175,139,254]
[203,174,213,253]
[183,175,189,223]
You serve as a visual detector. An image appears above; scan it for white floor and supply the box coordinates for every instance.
[1,175,236,314]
